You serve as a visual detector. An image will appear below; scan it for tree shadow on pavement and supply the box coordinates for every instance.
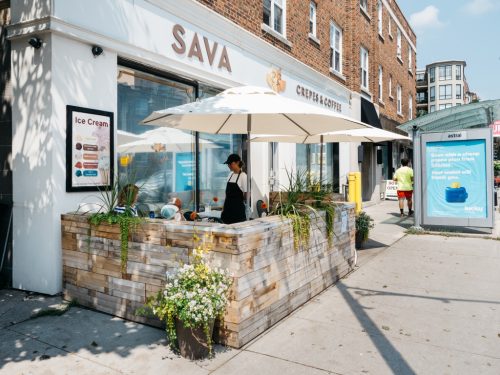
[0,290,169,370]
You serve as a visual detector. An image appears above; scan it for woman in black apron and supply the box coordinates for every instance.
[221,154,247,224]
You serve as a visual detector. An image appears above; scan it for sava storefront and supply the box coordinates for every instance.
[9,0,358,294]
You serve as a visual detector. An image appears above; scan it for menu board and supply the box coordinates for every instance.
[66,106,114,192]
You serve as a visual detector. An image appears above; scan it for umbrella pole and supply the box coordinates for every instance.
[247,114,252,220]
[319,135,324,184]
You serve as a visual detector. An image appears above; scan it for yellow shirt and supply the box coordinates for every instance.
[394,166,413,191]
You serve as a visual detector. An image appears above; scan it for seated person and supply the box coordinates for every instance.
[160,197,185,222]
[114,184,139,217]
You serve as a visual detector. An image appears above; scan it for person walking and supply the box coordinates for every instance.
[393,158,413,217]
[221,154,247,224]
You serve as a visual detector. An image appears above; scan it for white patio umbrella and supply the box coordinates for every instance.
[117,127,218,153]
[251,127,410,181]
[117,130,142,145]
[141,86,371,213]
[251,126,410,144]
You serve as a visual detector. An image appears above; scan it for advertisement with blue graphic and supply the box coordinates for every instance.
[426,139,487,218]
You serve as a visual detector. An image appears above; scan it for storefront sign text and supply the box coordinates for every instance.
[296,84,342,112]
[171,24,232,73]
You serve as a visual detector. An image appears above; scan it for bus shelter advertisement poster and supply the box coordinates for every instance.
[68,107,112,190]
[426,139,487,218]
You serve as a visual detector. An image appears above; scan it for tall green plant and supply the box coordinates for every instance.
[272,169,337,248]
[79,170,145,273]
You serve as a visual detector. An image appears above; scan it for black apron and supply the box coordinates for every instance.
[221,172,246,224]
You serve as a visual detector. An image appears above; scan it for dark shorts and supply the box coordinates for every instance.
[397,190,413,200]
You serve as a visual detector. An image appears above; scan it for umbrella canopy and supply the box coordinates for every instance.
[141,86,369,135]
[251,127,410,143]
[117,127,217,154]
[117,130,142,145]
[141,85,371,219]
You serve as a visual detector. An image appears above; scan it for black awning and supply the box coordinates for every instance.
[361,97,382,128]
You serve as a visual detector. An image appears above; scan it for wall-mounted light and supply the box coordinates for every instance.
[28,37,42,49]
[91,45,103,57]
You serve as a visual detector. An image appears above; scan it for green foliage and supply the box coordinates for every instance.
[138,237,232,357]
[89,212,142,273]
[84,171,144,273]
[355,211,374,242]
[272,169,337,248]
[494,161,500,173]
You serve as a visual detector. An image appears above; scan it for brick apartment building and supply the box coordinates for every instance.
[198,0,416,196]
[1,0,415,292]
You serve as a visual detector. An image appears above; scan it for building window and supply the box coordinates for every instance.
[296,144,336,186]
[408,95,413,120]
[456,65,462,80]
[439,103,452,110]
[439,65,452,81]
[330,22,342,73]
[430,105,435,113]
[388,17,392,37]
[378,66,383,101]
[309,1,317,37]
[396,28,402,59]
[397,85,402,115]
[377,1,383,35]
[417,91,426,103]
[360,0,368,13]
[408,45,412,71]
[416,72,425,82]
[389,74,393,97]
[456,84,462,99]
[360,47,369,91]
[429,86,435,102]
[263,0,286,35]
[429,67,435,83]
[439,84,452,100]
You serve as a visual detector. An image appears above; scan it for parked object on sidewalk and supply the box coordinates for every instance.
[139,248,232,359]
[355,211,374,249]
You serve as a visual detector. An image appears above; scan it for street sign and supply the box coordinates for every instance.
[384,180,399,200]
[489,120,500,137]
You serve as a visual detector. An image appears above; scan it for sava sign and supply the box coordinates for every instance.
[171,24,232,73]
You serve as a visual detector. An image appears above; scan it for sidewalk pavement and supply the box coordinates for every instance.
[1,202,500,374]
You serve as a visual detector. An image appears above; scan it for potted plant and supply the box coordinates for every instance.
[355,211,374,249]
[141,248,232,359]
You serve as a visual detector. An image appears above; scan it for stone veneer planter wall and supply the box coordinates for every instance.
[61,203,356,348]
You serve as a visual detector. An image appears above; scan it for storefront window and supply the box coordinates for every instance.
[199,133,243,210]
[197,84,244,210]
[117,67,196,212]
[296,143,336,188]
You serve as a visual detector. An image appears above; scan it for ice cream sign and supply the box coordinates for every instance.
[66,106,114,192]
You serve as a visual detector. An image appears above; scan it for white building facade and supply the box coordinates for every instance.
[7,0,371,294]
[416,60,472,116]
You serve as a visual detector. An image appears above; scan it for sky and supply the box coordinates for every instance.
[397,0,499,100]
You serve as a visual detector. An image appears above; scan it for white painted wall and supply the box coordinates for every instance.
[9,0,363,293]
[12,33,117,294]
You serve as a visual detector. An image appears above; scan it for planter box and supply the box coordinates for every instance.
[61,203,356,348]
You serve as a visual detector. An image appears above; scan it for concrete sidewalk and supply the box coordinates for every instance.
[1,203,500,374]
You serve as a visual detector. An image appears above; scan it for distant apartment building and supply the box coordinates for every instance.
[416,60,473,117]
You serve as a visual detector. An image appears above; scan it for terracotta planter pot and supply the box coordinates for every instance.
[175,318,214,360]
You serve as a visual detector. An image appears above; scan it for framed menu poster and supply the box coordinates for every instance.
[66,105,114,192]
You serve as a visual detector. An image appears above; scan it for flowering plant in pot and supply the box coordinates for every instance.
[355,211,374,249]
[142,240,232,359]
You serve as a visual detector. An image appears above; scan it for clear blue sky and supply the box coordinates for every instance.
[398,0,499,100]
